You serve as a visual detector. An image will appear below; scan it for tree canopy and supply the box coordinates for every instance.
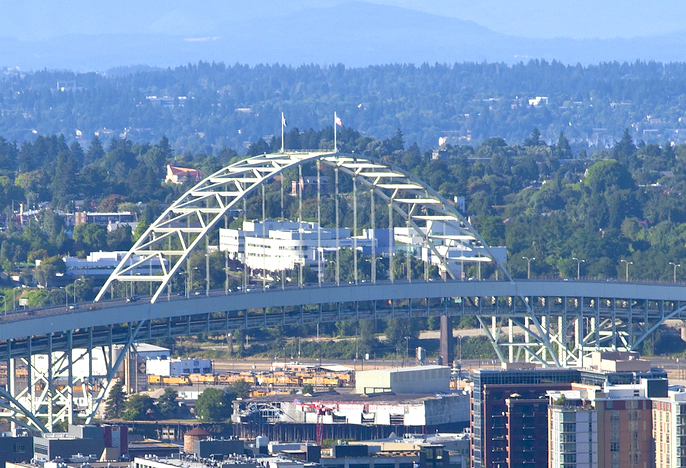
[195,387,234,422]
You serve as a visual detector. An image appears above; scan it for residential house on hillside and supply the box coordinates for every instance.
[165,164,205,184]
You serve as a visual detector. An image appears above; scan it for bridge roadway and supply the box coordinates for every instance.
[2,277,686,431]
[2,278,686,357]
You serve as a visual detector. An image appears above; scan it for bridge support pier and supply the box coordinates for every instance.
[439,315,454,366]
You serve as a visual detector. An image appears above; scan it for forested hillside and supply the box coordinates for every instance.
[1,124,686,290]
[4,61,686,153]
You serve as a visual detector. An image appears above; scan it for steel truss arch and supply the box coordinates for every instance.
[96,151,510,303]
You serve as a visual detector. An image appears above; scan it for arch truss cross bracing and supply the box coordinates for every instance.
[95,151,509,303]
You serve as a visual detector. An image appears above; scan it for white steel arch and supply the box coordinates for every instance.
[95,151,510,303]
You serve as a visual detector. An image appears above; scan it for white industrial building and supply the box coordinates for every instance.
[233,392,470,427]
[394,221,507,278]
[355,365,451,394]
[220,220,383,272]
[29,343,170,379]
[220,218,502,279]
[145,357,212,376]
[61,251,167,277]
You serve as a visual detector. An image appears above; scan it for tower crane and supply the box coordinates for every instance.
[294,399,339,443]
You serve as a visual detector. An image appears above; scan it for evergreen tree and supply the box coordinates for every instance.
[156,387,178,418]
[555,131,572,158]
[524,128,544,147]
[105,381,125,419]
[613,128,637,162]
[85,136,105,165]
[122,394,157,421]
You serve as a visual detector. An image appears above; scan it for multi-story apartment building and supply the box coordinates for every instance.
[548,388,598,468]
[471,366,581,468]
[652,388,686,468]
[595,383,655,468]
[471,353,667,468]
[548,378,667,468]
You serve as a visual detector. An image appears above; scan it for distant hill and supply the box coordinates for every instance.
[4,1,686,71]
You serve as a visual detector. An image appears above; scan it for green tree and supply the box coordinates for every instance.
[156,387,178,418]
[613,128,637,163]
[555,131,572,159]
[107,225,133,251]
[67,276,96,303]
[34,256,66,287]
[384,318,420,352]
[195,387,233,422]
[302,384,314,395]
[85,136,105,165]
[358,320,378,355]
[583,159,635,193]
[524,127,543,147]
[122,394,157,420]
[228,380,252,399]
[73,223,108,253]
[104,381,126,419]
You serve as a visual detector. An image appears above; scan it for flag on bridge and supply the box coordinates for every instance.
[334,112,342,151]
[281,112,287,152]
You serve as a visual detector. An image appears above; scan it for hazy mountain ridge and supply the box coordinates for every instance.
[4,2,686,71]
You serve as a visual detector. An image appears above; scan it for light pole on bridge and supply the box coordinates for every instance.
[669,262,681,283]
[522,256,535,279]
[620,259,633,282]
[572,257,585,280]
[190,266,199,294]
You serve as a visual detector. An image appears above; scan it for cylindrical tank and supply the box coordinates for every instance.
[184,426,211,453]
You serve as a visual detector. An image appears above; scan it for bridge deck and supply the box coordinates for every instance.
[2,279,685,343]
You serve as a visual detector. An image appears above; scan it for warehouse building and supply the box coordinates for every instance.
[355,365,451,394]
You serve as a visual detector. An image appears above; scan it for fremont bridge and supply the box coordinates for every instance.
[1,150,686,432]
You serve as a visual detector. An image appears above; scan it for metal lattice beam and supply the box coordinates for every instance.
[96,152,510,303]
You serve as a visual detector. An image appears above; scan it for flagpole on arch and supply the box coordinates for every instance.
[334,112,337,152]
[281,112,286,152]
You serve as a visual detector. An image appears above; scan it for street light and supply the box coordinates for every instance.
[72,277,82,304]
[372,256,383,284]
[456,335,462,361]
[670,262,681,283]
[179,271,189,297]
[404,336,410,367]
[522,257,535,279]
[572,257,585,280]
[190,266,199,295]
[620,259,633,282]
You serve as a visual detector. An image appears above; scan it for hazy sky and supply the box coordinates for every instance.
[3,0,686,41]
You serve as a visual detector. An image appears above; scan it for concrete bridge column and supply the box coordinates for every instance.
[439,315,454,366]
